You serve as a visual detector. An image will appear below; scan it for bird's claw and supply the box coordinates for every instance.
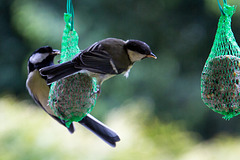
[91,85,101,98]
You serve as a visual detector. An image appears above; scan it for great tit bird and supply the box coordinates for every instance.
[40,38,157,88]
[26,46,120,147]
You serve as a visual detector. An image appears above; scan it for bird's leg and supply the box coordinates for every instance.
[97,85,101,97]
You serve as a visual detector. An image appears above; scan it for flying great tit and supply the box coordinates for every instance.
[40,38,157,89]
[26,46,120,147]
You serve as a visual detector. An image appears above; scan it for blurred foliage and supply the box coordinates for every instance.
[179,135,240,160]
[2,97,240,160]
[1,0,240,151]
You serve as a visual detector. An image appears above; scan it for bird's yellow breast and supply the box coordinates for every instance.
[26,70,55,116]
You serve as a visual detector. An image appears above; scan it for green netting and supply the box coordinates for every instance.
[201,2,240,120]
[48,7,98,128]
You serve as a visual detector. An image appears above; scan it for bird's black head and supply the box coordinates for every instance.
[125,40,157,62]
[34,46,55,54]
[28,46,60,73]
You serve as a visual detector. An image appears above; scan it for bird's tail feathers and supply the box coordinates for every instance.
[79,114,120,147]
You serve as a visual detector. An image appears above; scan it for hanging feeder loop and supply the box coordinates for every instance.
[67,0,74,31]
[217,0,227,16]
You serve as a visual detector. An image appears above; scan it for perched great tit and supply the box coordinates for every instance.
[26,46,120,147]
[40,38,157,88]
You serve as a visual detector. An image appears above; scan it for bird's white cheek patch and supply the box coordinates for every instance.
[30,53,49,64]
[127,50,146,62]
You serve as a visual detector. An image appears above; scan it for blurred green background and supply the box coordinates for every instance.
[2,0,240,159]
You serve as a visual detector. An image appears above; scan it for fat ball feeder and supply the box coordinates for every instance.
[48,0,98,128]
[201,0,240,120]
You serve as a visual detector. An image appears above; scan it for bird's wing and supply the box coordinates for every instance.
[73,50,119,74]
[40,42,119,84]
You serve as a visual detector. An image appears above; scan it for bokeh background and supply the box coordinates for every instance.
[1,0,240,159]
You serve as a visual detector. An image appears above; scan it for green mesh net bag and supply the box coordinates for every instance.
[201,1,240,120]
[48,1,98,128]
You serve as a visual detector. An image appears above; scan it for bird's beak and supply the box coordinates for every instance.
[146,52,157,59]
[51,49,61,55]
